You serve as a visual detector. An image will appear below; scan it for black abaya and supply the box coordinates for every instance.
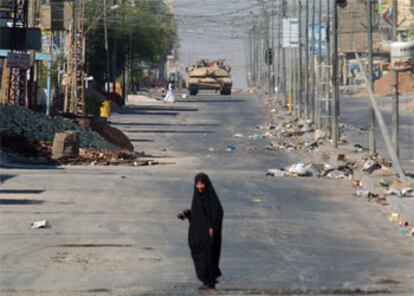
[188,173,223,285]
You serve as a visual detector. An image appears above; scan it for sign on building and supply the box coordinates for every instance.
[391,41,414,71]
[308,22,327,55]
[7,52,32,69]
[283,18,299,48]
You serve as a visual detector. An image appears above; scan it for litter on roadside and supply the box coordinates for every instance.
[355,190,379,199]
[248,134,265,140]
[226,145,236,152]
[386,187,413,198]
[31,220,50,229]
[352,179,362,188]
[388,213,400,223]
[266,168,285,177]
[379,178,392,187]
[233,133,244,138]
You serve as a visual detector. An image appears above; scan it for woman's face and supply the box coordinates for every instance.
[195,181,206,193]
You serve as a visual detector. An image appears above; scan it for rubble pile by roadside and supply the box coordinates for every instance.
[0,104,115,151]
[58,149,157,167]
[0,104,157,167]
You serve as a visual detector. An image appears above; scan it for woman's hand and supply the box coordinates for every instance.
[208,228,214,238]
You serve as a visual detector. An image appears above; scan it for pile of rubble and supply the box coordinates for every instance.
[0,105,157,166]
[0,104,115,151]
[58,149,157,167]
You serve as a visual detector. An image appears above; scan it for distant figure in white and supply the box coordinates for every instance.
[164,80,175,103]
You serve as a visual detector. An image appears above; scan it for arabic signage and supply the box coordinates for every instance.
[283,18,299,48]
[308,22,327,55]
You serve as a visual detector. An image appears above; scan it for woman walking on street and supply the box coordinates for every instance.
[178,173,224,290]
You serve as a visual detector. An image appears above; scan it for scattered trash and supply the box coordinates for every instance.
[399,220,409,227]
[388,213,400,223]
[355,190,379,199]
[314,129,327,141]
[248,134,265,140]
[362,159,382,174]
[386,187,413,198]
[226,145,236,152]
[354,144,366,152]
[286,163,311,177]
[352,179,362,188]
[252,198,263,203]
[266,168,285,177]
[337,154,346,162]
[379,178,392,187]
[233,133,244,138]
[208,147,215,152]
[31,220,50,229]
[407,228,414,236]
[399,227,408,235]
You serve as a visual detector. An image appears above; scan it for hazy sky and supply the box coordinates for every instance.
[173,0,260,88]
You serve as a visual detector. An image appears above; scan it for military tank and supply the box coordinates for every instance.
[186,59,233,96]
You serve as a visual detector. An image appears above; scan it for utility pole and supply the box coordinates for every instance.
[367,0,376,155]
[304,0,309,119]
[271,0,275,96]
[281,0,287,106]
[325,0,331,132]
[112,0,118,96]
[104,0,111,98]
[315,0,323,127]
[310,0,316,121]
[72,0,78,113]
[391,0,399,156]
[298,0,303,118]
[331,0,339,147]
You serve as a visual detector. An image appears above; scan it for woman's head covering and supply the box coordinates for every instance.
[194,173,212,188]
[191,173,222,230]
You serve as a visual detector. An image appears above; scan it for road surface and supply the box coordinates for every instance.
[1,91,413,296]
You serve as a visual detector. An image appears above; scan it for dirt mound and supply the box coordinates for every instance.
[374,71,414,96]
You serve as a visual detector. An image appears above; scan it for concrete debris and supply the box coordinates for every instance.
[31,220,50,229]
[52,131,80,160]
[58,149,154,167]
[0,104,115,151]
[92,120,134,151]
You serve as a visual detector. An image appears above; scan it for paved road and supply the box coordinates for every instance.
[1,92,413,296]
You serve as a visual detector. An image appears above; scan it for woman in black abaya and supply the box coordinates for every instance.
[178,173,223,290]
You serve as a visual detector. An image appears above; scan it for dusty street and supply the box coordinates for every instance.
[1,92,413,296]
